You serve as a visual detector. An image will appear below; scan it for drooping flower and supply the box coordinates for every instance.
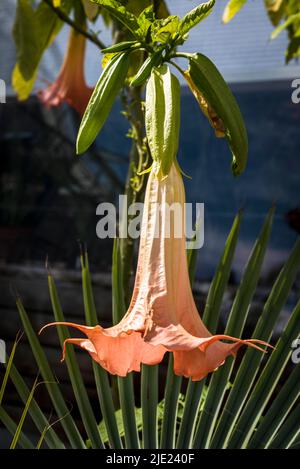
[41,162,270,381]
[38,28,93,116]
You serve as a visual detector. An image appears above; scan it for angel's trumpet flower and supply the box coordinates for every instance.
[38,28,92,116]
[41,163,270,381]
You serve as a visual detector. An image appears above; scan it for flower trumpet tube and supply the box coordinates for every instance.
[38,28,93,116]
[41,162,271,381]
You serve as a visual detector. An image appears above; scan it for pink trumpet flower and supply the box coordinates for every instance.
[41,162,271,381]
[38,28,93,116]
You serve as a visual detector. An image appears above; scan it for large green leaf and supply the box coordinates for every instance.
[92,0,140,37]
[12,0,68,99]
[76,52,130,154]
[184,53,248,176]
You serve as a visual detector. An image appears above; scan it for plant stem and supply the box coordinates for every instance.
[119,85,149,307]
[141,365,159,448]
[42,0,106,49]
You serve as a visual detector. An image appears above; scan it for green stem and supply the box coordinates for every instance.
[141,365,159,448]
[160,355,182,449]
[42,0,105,49]
[119,85,149,307]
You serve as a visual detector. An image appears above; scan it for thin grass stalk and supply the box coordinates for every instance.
[10,377,38,449]
[0,407,34,449]
[8,363,65,449]
[268,405,300,449]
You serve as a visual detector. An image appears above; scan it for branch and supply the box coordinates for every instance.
[42,0,106,49]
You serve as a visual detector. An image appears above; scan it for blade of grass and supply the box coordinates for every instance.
[176,211,242,448]
[227,299,300,448]
[268,405,300,449]
[248,362,300,449]
[16,296,85,449]
[47,268,104,448]
[81,248,122,449]
[10,377,38,449]
[112,238,140,449]
[0,334,20,405]
[0,406,34,449]
[210,235,300,449]
[141,364,158,448]
[193,207,275,448]
[160,354,182,448]
[9,363,65,449]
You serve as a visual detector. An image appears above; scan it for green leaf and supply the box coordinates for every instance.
[12,0,67,99]
[222,0,247,23]
[286,36,300,62]
[76,51,130,154]
[130,50,162,86]
[264,0,285,26]
[101,40,139,53]
[92,0,140,37]
[96,406,143,444]
[180,0,215,35]
[10,377,38,449]
[185,53,248,176]
[151,16,181,43]
[270,13,300,39]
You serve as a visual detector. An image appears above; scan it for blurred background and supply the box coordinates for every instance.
[0,0,300,445]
